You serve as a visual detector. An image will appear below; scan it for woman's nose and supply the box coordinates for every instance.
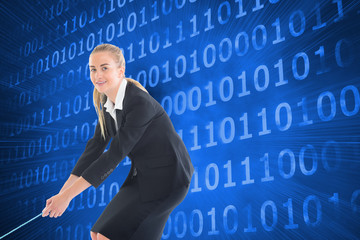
[95,71,102,79]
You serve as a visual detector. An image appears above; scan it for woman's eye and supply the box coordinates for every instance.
[102,67,107,70]
[90,69,96,72]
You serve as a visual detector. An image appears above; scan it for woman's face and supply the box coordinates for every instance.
[89,51,124,95]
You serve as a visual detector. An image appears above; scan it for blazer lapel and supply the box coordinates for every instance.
[116,109,123,130]
[104,110,117,137]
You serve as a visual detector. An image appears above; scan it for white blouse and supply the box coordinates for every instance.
[103,79,127,131]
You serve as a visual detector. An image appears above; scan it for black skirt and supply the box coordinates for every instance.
[91,174,189,240]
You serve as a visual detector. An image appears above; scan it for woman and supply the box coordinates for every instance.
[42,43,194,240]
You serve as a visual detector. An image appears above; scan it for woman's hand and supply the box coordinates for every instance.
[42,176,91,218]
[42,193,71,218]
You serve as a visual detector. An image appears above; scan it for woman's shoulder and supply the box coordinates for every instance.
[125,78,148,94]
[124,79,153,106]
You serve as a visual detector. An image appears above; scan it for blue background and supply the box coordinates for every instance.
[0,0,359,239]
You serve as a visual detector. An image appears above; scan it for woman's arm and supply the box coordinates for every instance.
[59,174,79,194]
[71,121,111,177]
[62,176,91,201]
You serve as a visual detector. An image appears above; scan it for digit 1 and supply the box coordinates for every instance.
[205,121,217,147]
[138,38,146,59]
[191,167,202,193]
[207,207,219,235]
[283,198,299,229]
[151,1,160,21]
[332,0,344,22]
[189,14,200,37]
[163,27,172,49]
[274,58,288,87]
[98,184,106,207]
[328,192,339,209]
[139,7,147,27]
[260,153,274,182]
[224,160,236,188]
[77,192,85,210]
[127,43,134,63]
[297,97,314,126]
[204,81,216,106]
[241,156,254,185]
[312,3,326,30]
[314,46,330,74]
[239,112,252,140]
[162,60,172,83]
[190,125,201,150]
[252,0,264,12]
[176,21,185,43]
[204,8,214,32]
[234,0,247,18]
[244,204,256,232]
[237,71,250,97]
[258,108,271,136]
[271,18,285,45]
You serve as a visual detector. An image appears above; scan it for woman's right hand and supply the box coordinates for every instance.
[42,192,71,218]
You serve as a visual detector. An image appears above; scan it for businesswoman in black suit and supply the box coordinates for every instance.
[42,43,194,240]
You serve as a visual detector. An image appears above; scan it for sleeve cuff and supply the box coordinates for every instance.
[81,171,101,188]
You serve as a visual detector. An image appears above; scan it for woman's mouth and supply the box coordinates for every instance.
[96,81,107,86]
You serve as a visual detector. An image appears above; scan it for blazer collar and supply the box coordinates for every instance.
[104,79,127,116]
[103,81,130,137]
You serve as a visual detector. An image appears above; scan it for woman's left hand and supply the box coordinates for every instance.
[42,193,71,218]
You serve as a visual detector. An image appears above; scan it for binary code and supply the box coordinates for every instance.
[0,0,359,239]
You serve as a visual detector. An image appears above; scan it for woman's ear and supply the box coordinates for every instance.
[118,66,125,78]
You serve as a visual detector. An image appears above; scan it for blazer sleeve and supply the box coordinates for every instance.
[71,120,111,177]
[80,94,156,188]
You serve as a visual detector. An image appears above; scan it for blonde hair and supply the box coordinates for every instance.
[90,43,148,140]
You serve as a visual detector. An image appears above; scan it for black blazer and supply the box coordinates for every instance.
[71,81,194,202]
